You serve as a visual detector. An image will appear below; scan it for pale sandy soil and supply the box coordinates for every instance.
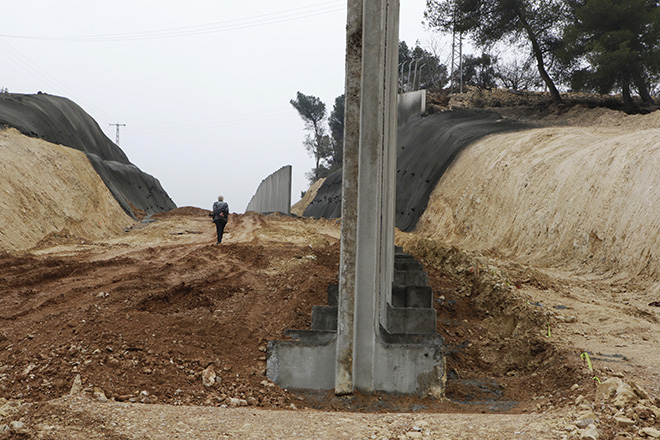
[0,128,135,252]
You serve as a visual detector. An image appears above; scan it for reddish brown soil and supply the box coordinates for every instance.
[0,210,592,416]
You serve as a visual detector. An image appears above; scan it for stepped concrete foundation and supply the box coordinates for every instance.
[267,248,445,395]
[267,0,445,397]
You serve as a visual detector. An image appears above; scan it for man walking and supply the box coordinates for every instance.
[211,195,229,244]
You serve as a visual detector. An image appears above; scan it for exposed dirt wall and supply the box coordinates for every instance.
[291,177,325,216]
[416,109,660,284]
[0,128,134,252]
[0,93,176,217]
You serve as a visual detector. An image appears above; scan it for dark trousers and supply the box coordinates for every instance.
[214,218,227,243]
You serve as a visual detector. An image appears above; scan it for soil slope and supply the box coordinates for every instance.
[0,93,176,218]
[0,128,134,252]
[417,108,660,284]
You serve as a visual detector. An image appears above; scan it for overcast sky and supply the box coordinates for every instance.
[0,0,443,212]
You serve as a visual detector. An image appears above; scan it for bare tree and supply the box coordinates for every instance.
[495,57,543,91]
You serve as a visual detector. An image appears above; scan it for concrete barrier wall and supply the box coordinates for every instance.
[397,90,426,127]
[245,165,292,214]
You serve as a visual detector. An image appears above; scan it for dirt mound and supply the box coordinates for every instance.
[0,213,346,409]
[151,206,210,219]
[0,212,590,412]
[415,109,660,286]
[0,128,134,253]
[0,93,176,218]
[291,177,325,216]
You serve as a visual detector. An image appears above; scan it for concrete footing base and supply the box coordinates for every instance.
[267,331,445,396]
[266,251,446,397]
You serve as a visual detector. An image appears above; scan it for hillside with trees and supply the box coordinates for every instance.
[424,0,660,108]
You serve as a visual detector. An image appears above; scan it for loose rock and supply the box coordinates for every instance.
[641,427,660,438]
[69,374,83,395]
[580,424,599,440]
[614,416,635,427]
[9,420,25,430]
[93,387,108,403]
[202,365,216,387]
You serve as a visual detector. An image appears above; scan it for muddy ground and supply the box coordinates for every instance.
[1,209,659,439]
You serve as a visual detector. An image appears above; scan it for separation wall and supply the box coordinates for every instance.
[245,165,292,214]
[397,90,426,127]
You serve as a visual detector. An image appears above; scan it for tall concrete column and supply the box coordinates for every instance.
[380,0,399,330]
[335,0,399,394]
[334,0,363,395]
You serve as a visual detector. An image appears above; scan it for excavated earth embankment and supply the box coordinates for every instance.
[0,93,176,218]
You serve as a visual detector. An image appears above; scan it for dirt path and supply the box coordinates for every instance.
[14,395,575,440]
[1,211,658,439]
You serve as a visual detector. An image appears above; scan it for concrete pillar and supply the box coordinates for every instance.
[334,0,363,395]
[335,0,399,394]
[380,0,400,331]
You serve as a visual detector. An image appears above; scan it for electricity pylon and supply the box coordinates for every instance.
[109,122,126,145]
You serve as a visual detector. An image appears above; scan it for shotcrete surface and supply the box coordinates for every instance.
[303,109,524,231]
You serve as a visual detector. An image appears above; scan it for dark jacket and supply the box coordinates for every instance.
[212,201,229,222]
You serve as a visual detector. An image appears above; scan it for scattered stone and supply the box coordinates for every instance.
[595,378,624,401]
[614,386,639,409]
[225,397,246,407]
[202,365,216,387]
[571,384,580,391]
[69,374,83,395]
[138,390,151,404]
[580,424,599,440]
[614,416,635,427]
[575,411,597,429]
[629,381,651,400]
[9,421,25,430]
[595,378,640,409]
[641,427,660,438]
[247,397,258,406]
[93,387,108,403]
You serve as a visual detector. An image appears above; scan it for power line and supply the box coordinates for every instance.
[0,1,346,42]
[0,39,118,122]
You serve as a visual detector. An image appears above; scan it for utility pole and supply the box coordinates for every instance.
[450,29,463,94]
[109,123,126,145]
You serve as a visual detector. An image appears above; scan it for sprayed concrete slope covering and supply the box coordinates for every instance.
[303,109,524,231]
[0,93,176,217]
[417,108,660,281]
[0,128,134,252]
